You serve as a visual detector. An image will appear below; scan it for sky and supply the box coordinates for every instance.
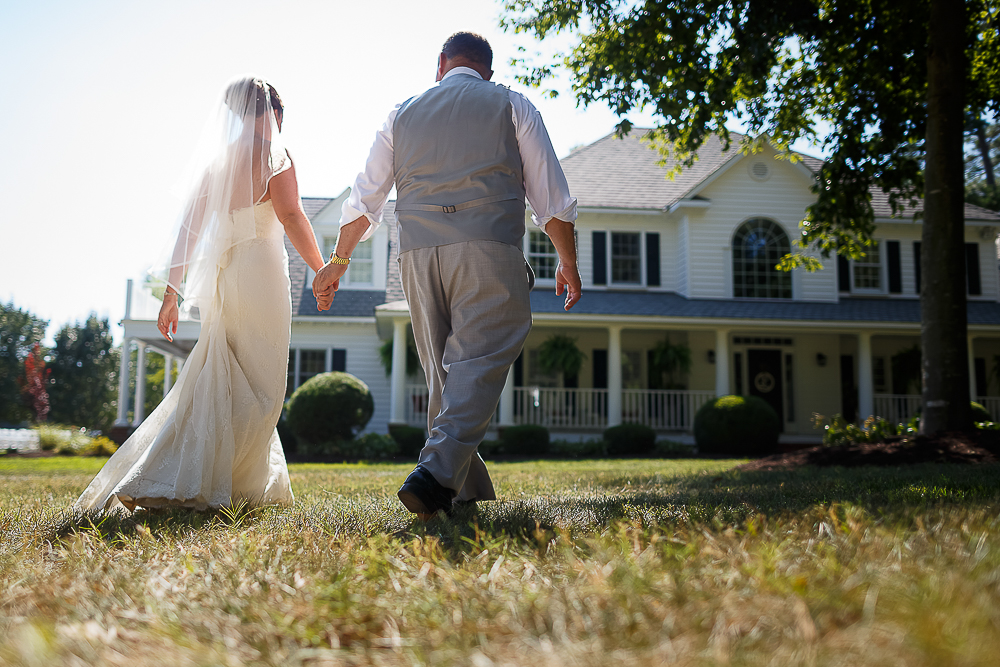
[0,0,825,343]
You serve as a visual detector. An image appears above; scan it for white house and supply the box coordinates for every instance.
[115,130,1000,443]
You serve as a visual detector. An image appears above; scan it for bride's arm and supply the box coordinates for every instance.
[159,178,209,341]
[270,159,325,273]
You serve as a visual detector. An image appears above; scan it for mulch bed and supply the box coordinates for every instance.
[737,430,1000,472]
[1,450,59,458]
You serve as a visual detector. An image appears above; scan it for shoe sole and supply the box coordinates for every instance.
[397,488,432,515]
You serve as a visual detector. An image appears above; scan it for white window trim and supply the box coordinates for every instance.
[525,229,558,284]
[607,230,647,287]
[850,240,886,295]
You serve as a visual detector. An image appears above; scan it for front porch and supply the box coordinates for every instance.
[404,384,716,432]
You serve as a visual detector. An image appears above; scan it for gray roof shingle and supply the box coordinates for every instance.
[564,130,1000,221]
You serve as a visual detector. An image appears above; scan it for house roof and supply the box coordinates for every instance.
[563,129,1000,222]
[528,290,1000,326]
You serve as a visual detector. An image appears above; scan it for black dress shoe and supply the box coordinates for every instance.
[397,466,455,518]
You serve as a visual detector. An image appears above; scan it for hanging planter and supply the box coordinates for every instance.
[650,338,692,390]
[537,334,586,385]
[378,337,420,377]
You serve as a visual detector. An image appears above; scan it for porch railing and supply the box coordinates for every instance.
[405,384,715,431]
[872,394,1000,425]
[623,389,716,431]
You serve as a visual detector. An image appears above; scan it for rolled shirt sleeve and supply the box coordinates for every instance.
[339,106,400,241]
[509,90,578,231]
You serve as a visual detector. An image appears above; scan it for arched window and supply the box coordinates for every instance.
[732,218,792,299]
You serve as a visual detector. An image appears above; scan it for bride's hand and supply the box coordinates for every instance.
[158,293,180,341]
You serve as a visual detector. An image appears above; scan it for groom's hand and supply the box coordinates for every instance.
[555,261,582,311]
[313,261,348,311]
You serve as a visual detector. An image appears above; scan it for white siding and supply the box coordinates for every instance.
[676,215,690,297]
[290,320,392,434]
[689,150,836,302]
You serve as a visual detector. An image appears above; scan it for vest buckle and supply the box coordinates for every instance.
[442,205,457,213]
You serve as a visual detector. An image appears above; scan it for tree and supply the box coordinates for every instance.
[502,0,1000,435]
[966,118,1000,210]
[0,302,48,424]
[47,315,119,432]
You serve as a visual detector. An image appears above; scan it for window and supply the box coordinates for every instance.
[611,233,642,284]
[527,229,557,280]
[873,356,887,392]
[853,241,882,291]
[323,236,374,286]
[299,350,326,385]
[732,219,792,299]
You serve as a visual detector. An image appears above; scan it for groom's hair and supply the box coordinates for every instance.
[442,32,492,69]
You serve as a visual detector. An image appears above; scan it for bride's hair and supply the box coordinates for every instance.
[223,77,284,119]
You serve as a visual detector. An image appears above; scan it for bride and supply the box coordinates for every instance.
[75,76,327,512]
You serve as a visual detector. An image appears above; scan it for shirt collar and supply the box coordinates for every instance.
[441,66,484,82]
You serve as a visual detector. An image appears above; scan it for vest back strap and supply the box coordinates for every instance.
[395,194,520,214]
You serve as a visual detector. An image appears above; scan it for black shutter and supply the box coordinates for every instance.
[914,242,922,295]
[331,349,346,372]
[887,241,902,293]
[646,233,661,286]
[592,231,607,285]
[592,349,608,389]
[975,357,988,397]
[967,243,982,296]
[838,254,851,292]
[513,352,523,387]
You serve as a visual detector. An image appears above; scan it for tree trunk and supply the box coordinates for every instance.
[920,0,970,435]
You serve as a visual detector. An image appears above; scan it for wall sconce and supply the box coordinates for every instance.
[816,353,827,367]
[707,350,716,364]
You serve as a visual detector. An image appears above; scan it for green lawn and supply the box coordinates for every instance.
[2,456,999,666]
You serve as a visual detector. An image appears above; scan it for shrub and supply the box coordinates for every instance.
[813,413,916,446]
[286,372,374,451]
[653,439,693,458]
[389,424,425,458]
[276,413,298,456]
[694,395,780,456]
[36,424,71,451]
[549,438,606,458]
[603,423,656,456]
[499,424,550,456]
[78,436,118,457]
[345,433,399,460]
[971,401,992,423]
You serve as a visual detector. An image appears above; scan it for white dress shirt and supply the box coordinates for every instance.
[340,67,578,241]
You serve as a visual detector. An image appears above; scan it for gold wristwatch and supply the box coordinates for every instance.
[329,252,351,265]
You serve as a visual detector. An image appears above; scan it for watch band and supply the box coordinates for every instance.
[329,252,351,265]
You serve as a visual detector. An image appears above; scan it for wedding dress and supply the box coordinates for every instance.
[74,199,294,512]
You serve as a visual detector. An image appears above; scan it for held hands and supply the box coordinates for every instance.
[313,260,349,311]
[555,261,582,311]
[157,294,180,342]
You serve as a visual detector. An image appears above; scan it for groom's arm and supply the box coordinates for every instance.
[313,216,369,310]
[545,218,582,311]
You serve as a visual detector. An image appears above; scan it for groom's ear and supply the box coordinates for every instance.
[436,53,448,82]
[484,68,494,81]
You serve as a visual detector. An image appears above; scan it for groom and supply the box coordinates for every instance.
[314,32,581,518]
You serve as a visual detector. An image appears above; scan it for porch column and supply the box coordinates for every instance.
[608,325,623,426]
[163,353,174,395]
[969,335,978,400]
[114,338,132,427]
[133,343,147,426]
[389,318,408,424]
[175,357,184,374]
[715,329,731,397]
[500,364,515,426]
[858,332,874,421]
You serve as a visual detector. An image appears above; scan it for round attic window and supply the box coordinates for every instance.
[748,160,771,182]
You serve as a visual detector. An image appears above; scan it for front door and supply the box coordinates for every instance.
[748,349,784,427]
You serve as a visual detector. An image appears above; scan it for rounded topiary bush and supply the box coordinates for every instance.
[694,395,780,456]
[603,423,656,456]
[286,372,374,448]
[971,401,992,423]
[500,424,550,456]
[389,424,426,458]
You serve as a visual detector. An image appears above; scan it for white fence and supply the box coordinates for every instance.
[405,385,713,431]
[0,428,39,451]
[873,394,1000,424]
[623,389,716,431]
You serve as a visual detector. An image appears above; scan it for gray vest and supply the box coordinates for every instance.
[393,73,527,253]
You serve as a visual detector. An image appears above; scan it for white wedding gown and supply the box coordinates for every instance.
[75,200,294,512]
